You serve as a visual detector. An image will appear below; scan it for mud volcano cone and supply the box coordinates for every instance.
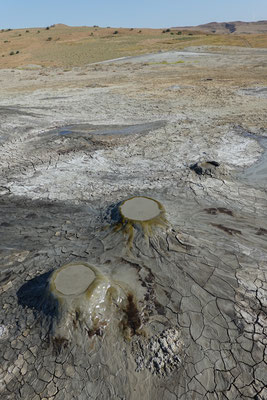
[117,196,168,246]
[49,262,132,345]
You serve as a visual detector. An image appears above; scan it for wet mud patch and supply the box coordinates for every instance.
[211,223,242,235]
[236,128,267,188]
[204,207,234,216]
[45,120,166,138]
[240,86,267,98]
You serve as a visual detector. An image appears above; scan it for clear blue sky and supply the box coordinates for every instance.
[1,0,267,29]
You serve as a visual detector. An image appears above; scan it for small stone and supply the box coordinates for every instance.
[65,364,75,378]
[54,363,63,378]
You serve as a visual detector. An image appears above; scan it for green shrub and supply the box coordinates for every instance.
[113,30,119,34]
[47,37,52,41]
[9,51,14,55]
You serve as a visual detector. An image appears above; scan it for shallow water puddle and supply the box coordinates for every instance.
[238,132,267,188]
[53,121,166,137]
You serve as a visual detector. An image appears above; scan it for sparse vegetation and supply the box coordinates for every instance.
[0,24,266,68]
[47,37,52,41]
[113,30,119,35]
[9,51,14,55]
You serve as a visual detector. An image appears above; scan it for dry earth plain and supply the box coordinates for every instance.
[0,27,267,400]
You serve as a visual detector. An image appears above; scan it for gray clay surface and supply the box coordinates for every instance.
[0,46,267,400]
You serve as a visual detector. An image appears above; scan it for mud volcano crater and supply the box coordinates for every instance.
[112,196,169,246]
[18,260,144,349]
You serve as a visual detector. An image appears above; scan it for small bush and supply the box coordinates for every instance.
[37,30,40,33]
[113,30,119,34]
[46,27,50,30]
[16,50,19,54]
[9,51,15,56]
[177,31,182,35]
[138,30,142,33]
[93,25,98,28]
[130,28,134,31]
[90,32,94,36]
[47,37,52,41]
[2,54,5,57]
[26,30,29,33]
[18,34,22,36]
[4,40,9,43]
[170,32,174,35]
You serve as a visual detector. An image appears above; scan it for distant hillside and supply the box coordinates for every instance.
[1,23,267,69]
[172,20,267,34]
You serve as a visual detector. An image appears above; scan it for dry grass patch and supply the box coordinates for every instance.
[0,24,266,68]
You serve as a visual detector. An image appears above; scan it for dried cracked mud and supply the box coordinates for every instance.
[0,47,267,399]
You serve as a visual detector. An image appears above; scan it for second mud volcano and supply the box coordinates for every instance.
[117,196,168,245]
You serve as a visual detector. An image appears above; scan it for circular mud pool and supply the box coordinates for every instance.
[120,196,162,221]
[53,264,96,296]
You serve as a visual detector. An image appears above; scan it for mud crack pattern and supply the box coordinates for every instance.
[0,47,267,399]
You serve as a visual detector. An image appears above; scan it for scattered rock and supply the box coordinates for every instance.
[190,160,220,175]
[133,328,184,376]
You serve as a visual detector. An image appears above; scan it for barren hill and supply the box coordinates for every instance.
[0,23,267,69]
[172,20,267,34]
